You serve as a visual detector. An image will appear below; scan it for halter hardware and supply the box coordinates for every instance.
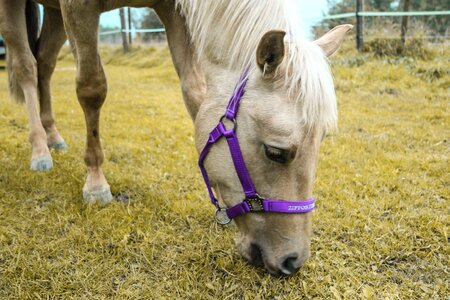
[219,115,237,131]
[198,68,315,225]
[245,195,264,212]
[214,207,232,225]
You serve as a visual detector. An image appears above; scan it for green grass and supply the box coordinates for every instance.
[0,44,448,299]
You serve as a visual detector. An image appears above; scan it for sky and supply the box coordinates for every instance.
[100,0,330,39]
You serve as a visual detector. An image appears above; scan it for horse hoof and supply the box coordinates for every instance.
[30,156,53,171]
[83,186,113,203]
[48,141,69,150]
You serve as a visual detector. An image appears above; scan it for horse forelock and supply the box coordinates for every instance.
[175,0,337,131]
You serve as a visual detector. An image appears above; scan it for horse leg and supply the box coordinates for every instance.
[0,0,53,170]
[37,6,68,150]
[154,1,206,120]
[60,1,112,202]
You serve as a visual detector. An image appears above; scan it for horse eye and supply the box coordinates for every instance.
[264,144,289,164]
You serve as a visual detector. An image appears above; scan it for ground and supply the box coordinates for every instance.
[0,44,448,299]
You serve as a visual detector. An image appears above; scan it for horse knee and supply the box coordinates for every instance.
[76,76,107,110]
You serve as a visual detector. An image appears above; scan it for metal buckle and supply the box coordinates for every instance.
[219,115,237,131]
[245,195,265,212]
[214,207,232,225]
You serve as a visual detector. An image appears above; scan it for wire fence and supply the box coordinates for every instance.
[99,9,450,49]
[321,8,450,49]
[99,28,166,36]
[323,10,450,19]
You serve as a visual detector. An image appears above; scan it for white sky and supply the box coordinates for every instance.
[100,0,329,39]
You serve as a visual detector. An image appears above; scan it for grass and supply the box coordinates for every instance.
[0,43,448,299]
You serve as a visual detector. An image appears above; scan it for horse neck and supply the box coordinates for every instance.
[175,0,303,71]
[202,61,246,104]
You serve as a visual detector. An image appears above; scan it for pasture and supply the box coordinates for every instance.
[0,44,448,299]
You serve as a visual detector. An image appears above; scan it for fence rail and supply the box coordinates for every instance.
[100,11,450,34]
[99,28,166,36]
[102,9,449,51]
[323,8,450,50]
[323,10,450,20]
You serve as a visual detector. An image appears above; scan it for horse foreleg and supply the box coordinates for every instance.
[0,0,53,170]
[37,6,68,150]
[60,1,112,202]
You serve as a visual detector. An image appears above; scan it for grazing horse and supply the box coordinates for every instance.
[0,0,351,275]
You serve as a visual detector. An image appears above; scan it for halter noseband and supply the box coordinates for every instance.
[198,69,315,225]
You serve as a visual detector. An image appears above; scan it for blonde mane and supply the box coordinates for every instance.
[175,0,338,130]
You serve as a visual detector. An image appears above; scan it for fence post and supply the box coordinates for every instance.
[119,8,129,53]
[127,8,132,45]
[401,0,410,45]
[356,0,364,51]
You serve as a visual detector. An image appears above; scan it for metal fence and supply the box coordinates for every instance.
[323,10,450,20]
[322,7,450,49]
[99,28,166,45]
[100,8,450,51]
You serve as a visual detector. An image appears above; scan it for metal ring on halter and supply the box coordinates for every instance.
[219,115,237,131]
[214,207,232,225]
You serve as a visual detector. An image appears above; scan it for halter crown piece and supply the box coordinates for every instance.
[198,68,315,225]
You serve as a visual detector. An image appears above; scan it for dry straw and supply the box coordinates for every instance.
[0,43,448,298]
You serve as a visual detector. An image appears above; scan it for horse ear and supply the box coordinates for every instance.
[256,30,286,76]
[314,24,353,57]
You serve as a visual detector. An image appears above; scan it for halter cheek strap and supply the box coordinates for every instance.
[198,69,315,224]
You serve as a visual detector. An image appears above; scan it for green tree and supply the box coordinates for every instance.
[140,8,163,29]
[407,0,450,33]
[139,8,164,42]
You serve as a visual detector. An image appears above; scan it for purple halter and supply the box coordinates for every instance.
[198,69,315,225]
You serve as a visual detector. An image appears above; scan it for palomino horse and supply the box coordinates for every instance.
[0,0,351,275]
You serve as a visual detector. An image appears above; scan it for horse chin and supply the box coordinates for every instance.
[236,239,264,267]
[235,233,279,275]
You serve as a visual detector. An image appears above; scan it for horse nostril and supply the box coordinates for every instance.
[249,243,264,266]
[280,255,300,275]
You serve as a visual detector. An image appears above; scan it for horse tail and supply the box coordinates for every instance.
[7,0,40,103]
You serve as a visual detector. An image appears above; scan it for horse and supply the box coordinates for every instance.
[0,0,351,275]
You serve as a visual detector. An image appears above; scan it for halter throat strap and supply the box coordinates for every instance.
[198,69,315,224]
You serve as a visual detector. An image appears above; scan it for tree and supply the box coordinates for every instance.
[140,9,163,28]
[119,8,129,52]
[400,0,411,44]
[371,0,395,11]
[139,8,164,42]
[408,0,450,34]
